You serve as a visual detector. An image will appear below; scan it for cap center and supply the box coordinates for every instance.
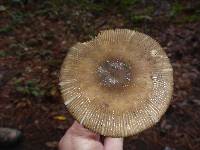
[97,58,132,89]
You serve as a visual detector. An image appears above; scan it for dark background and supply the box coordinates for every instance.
[0,0,200,150]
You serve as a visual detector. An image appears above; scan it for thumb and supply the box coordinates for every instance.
[104,137,123,150]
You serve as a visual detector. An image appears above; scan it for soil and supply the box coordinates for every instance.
[0,0,200,150]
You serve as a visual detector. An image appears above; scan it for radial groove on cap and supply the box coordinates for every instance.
[60,29,173,137]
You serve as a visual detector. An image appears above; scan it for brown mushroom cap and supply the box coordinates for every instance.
[59,29,173,137]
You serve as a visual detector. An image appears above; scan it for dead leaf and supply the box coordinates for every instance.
[53,115,66,121]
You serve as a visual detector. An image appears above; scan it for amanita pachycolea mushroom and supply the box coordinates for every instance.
[59,29,173,137]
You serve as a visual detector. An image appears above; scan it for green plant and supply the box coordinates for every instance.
[170,2,183,17]
[130,15,152,23]
[15,79,46,97]
[0,51,7,57]
[8,43,27,58]
[71,0,105,13]
[184,14,200,22]
[0,25,13,34]
[120,0,139,8]
[11,11,27,25]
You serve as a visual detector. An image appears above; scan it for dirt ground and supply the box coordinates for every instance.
[0,0,200,150]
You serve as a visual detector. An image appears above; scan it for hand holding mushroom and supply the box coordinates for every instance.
[59,121,123,150]
[59,29,173,148]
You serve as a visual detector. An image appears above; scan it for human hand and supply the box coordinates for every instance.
[59,121,123,150]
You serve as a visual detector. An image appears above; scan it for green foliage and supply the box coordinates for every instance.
[83,2,104,12]
[120,0,139,9]
[1,11,30,36]
[0,11,29,35]
[185,9,200,22]
[86,0,139,12]
[10,11,28,25]
[67,0,105,12]
[128,5,154,23]
[170,2,183,17]
[43,0,64,15]
[37,0,76,16]
[15,79,46,97]
[184,14,200,22]
[0,26,13,34]
[130,15,152,23]
[0,51,7,57]
[8,43,27,58]
[38,0,140,15]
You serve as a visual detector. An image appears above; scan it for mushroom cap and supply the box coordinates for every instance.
[59,29,173,137]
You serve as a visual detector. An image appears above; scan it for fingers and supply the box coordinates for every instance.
[104,137,123,150]
[59,121,103,150]
[59,121,123,150]
[67,121,100,140]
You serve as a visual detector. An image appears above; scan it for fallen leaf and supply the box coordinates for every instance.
[53,115,66,121]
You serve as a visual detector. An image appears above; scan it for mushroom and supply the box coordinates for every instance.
[59,29,173,137]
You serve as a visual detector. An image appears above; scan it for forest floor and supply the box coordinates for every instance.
[0,0,200,150]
